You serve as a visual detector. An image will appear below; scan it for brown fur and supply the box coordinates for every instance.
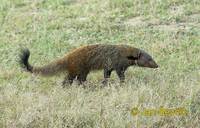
[19,44,158,86]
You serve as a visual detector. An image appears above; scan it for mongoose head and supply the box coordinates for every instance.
[128,49,158,68]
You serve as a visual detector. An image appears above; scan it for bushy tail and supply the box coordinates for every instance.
[19,49,33,72]
[19,48,66,76]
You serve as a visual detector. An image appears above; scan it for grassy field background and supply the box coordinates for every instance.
[0,0,200,127]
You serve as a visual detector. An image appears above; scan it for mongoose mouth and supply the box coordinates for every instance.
[151,64,159,68]
[148,61,159,68]
[138,62,159,68]
[149,63,159,68]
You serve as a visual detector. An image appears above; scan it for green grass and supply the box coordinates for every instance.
[0,0,200,127]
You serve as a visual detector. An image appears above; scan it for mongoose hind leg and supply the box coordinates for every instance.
[116,67,126,84]
[102,68,112,85]
[62,74,75,87]
[77,71,89,85]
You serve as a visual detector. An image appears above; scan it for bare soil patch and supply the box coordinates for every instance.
[125,12,200,31]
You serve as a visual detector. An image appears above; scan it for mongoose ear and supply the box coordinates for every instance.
[127,50,142,60]
[127,55,138,60]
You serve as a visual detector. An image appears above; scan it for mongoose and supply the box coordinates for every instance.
[19,44,158,86]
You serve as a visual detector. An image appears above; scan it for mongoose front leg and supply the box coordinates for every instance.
[102,69,112,85]
[116,68,126,84]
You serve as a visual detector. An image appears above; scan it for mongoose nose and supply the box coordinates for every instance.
[150,61,159,68]
[153,62,159,68]
[154,64,159,68]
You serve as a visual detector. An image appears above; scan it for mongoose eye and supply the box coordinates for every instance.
[127,56,138,60]
[148,58,152,61]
